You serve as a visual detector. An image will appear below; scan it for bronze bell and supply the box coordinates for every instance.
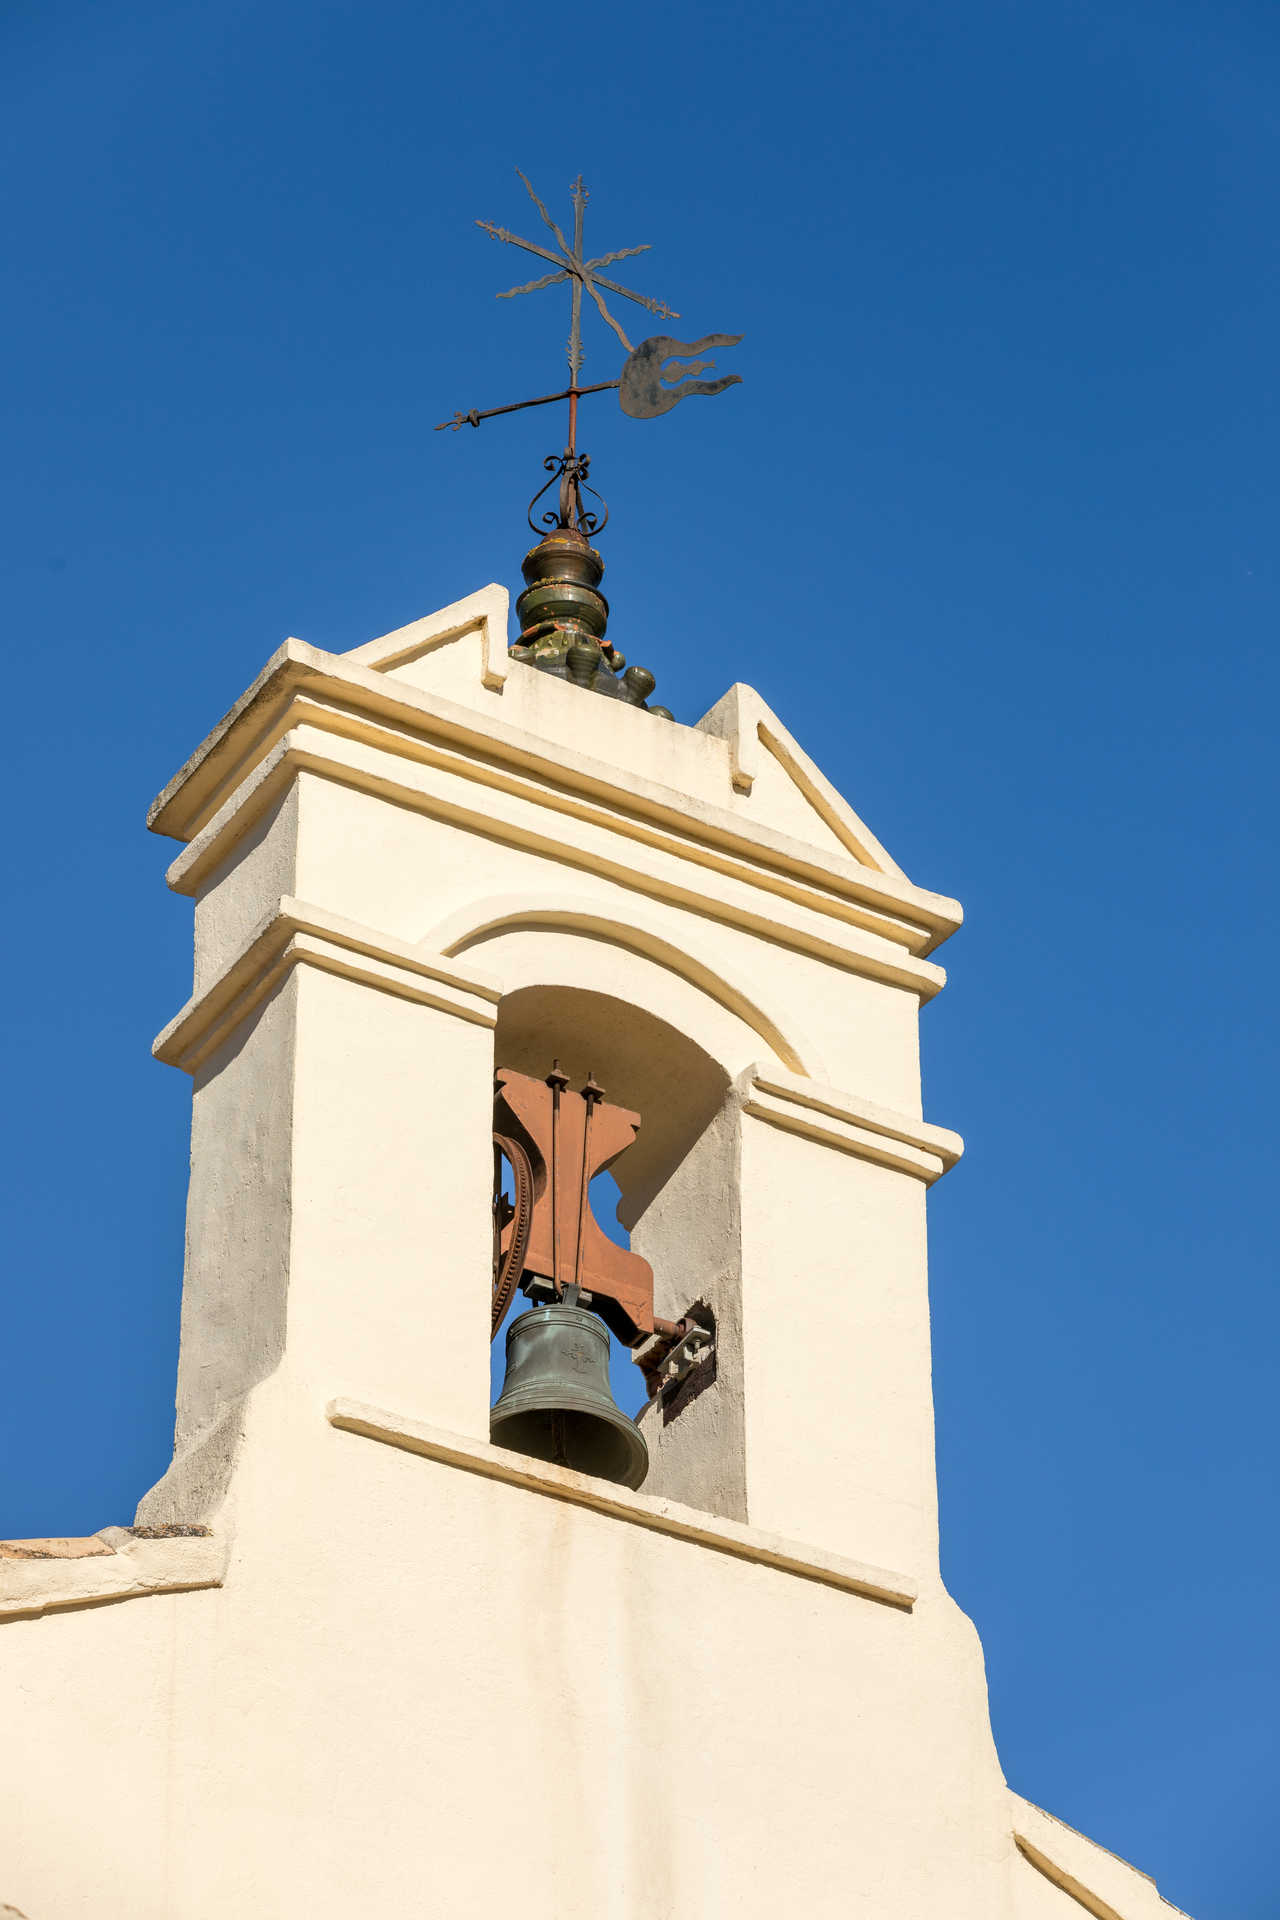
[491,1302,648,1491]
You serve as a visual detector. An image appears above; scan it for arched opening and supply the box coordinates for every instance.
[431,897,818,1079]
[494,983,731,1222]
[489,979,748,1518]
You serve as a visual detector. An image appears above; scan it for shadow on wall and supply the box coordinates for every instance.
[492,984,730,1221]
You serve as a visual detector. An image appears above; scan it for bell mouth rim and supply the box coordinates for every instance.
[489,1379,638,1424]
[489,1401,649,1492]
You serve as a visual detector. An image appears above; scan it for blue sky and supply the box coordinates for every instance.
[2,2,1277,1914]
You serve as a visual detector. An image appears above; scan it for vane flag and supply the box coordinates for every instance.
[436,171,742,537]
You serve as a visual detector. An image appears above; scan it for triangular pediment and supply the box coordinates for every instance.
[696,684,906,879]
[344,583,512,698]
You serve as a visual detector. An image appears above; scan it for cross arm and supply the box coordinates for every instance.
[475,221,567,273]
[590,272,680,320]
[497,268,570,300]
[434,377,621,431]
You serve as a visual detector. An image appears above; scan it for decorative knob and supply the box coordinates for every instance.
[566,640,601,685]
[622,665,656,706]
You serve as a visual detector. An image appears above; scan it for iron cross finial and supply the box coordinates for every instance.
[478,170,679,390]
[438,170,743,540]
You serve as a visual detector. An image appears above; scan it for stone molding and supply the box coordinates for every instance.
[152,903,962,1179]
[154,897,502,1074]
[327,1398,918,1610]
[160,725,950,1003]
[147,641,961,962]
[739,1066,963,1184]
[425,891,826,1079]
[342,581,511,691]
[1011,1796,1187,1920]
[0,1528,225,1623]
[697,682,906,877]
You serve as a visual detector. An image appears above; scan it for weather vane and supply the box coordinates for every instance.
[435,171,742,717]
[436,170,742,539]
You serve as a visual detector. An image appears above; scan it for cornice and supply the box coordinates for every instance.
[153,900,959,1179]
[739,1066,963,1184]
[148,643,962,960]
[161,727,951,1003]
[154,897,502,1075]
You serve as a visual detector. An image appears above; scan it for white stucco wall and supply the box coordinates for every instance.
[0,589,1184,1920]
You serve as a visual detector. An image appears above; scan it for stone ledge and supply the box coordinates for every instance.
[0,1535,114,1560]
[147,641,961,963]
[327,1397,918,1610]
[1012,1795,1189,1920]
[0,1526,226,1623]
[164,730,950,1003]
[740,1065,963,1185]
[153,896,503,1073]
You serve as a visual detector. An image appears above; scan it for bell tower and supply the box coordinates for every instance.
[0,173,1192,1920]
[138,574,963,1578]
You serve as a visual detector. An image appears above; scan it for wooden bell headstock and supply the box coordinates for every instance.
[492,1065,656,1347]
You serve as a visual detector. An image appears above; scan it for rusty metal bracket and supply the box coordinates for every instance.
[634,1317,715,1401]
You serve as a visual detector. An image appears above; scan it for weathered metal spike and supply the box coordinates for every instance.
[582,244,652,272]
[590,272,679,319]
[497,269,570,300]
[516,168,573,259]
[581,278,633,355]
[477,219,564,271]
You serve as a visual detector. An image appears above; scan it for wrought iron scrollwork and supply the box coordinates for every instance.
[527,450,609,538]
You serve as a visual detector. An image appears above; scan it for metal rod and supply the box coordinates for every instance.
[568,176,587,454]
[551,1077,562,1296]
[572,1078,602,1294]
[546,1061,570,1297]
[434,380,619,433]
